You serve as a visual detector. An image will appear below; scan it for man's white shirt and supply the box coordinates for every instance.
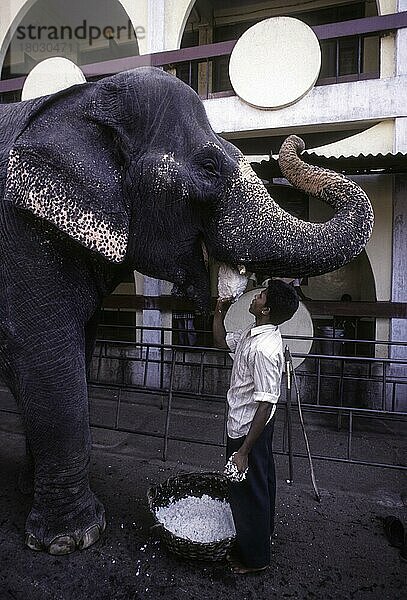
[225,323,283,439]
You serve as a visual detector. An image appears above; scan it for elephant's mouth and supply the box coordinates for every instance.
[200,240,249,304]
[170,238,250,312]
[168,237,210,311]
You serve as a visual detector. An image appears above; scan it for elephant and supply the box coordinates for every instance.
[0,66,373,555]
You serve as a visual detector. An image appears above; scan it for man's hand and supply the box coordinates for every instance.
[232,448,249,473]
[213,297,233,349]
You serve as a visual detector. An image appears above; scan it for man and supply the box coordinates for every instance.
[213,279,299,574]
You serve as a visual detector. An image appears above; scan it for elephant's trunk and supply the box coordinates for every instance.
[211,135,374,278]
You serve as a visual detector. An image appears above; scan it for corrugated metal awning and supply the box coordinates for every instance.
[252,152,407,179]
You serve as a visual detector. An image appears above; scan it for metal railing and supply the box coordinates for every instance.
[2,12,407,103]
[0,34,380,104]
[84,327,406,469]
[0,329,405,470]
[164,32,380,98]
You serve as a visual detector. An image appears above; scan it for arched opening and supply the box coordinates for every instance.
[180,0,379,95]
[307,250,376,303]
[1,0,139,83]
[265,183,377,356]
[268,183,376,295]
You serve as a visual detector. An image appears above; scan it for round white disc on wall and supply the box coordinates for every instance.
[224,288,314,369]
[22,58,86,101]
[229,17,321,109]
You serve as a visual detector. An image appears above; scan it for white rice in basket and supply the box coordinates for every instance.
[155,494,236,543]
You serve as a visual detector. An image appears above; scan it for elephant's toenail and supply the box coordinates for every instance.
[78,524,100,550]
[48,535,76,555]
[25,532,42,551]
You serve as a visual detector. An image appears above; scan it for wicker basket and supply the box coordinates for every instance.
[147,471,235,562]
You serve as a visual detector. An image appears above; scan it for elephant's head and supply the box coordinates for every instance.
[4,67,373,309]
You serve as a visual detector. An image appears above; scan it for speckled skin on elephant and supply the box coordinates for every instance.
[0,67,374,555]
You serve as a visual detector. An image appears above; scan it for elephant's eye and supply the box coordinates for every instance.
[202,158,219,177]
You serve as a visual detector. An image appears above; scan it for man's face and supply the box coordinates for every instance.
[249,288,269,317]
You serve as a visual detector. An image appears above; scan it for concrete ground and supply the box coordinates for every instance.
[0,385,406,600]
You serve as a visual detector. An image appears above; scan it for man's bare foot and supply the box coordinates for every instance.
[227,553,268,575]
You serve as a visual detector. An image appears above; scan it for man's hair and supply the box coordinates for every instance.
[265,280,299,325]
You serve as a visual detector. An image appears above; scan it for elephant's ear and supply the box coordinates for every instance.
[4,82,130,263]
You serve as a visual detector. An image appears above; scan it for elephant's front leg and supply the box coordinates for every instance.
[19,347,105,555]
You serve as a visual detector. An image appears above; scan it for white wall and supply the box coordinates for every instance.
[204,77,406,137]
[306,175,393,304]
[354,176,393,303]
[356,175,394,351]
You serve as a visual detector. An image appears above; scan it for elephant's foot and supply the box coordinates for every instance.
[25,492,106,555]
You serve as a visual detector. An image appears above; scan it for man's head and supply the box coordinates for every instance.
[249,279,299,325]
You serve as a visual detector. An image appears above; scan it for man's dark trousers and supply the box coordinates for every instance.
[226,419,276,568]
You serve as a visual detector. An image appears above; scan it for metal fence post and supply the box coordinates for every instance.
[163,349,177,461]
[284,346,294,483]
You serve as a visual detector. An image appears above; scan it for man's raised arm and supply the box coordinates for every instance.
[213,298,232,349]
